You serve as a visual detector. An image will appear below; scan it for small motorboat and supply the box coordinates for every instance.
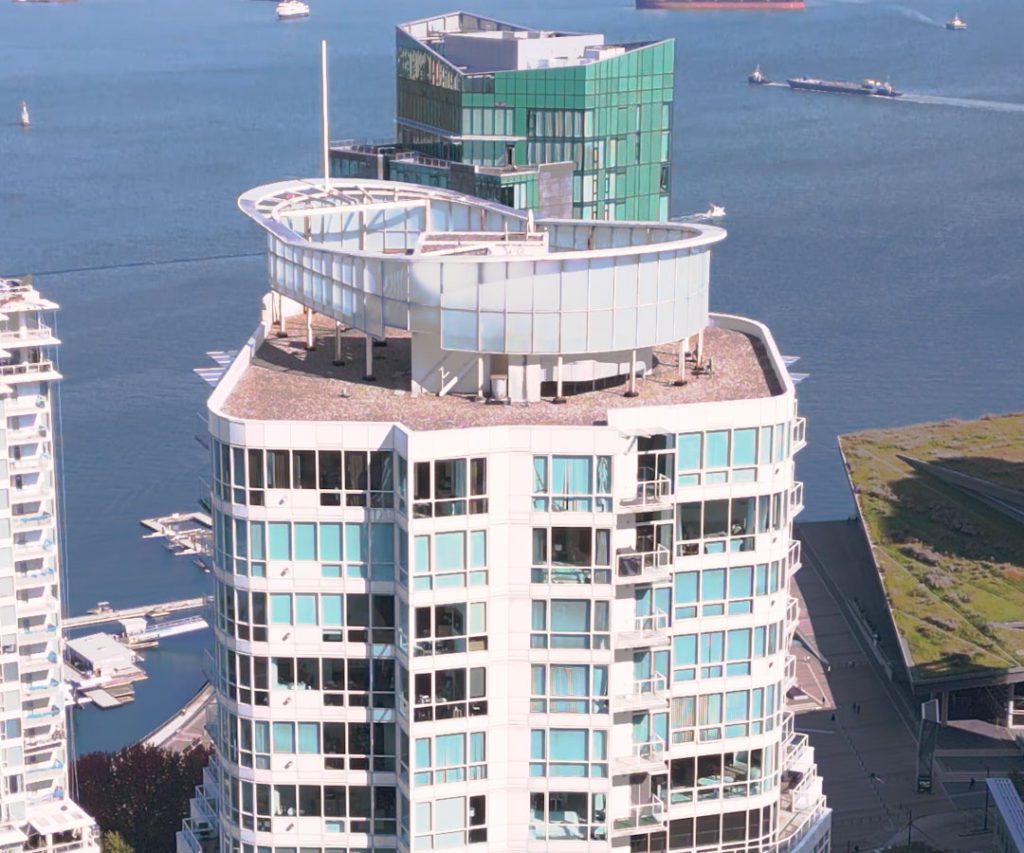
[276,0,309,19]
[747,65,770,85]
[19,101,30,128]
[705,203,726,219]
[945,12,967,29]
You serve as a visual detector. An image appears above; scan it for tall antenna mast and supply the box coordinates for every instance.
[321,39,330,191]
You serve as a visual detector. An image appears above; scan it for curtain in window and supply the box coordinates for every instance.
[234,520,247,559]
[435,734,465,768]
[553,456,591,495]
[469,733,485,763]
[633,713,651,745]
[550,600,588,632]
[701,632,724,663]
[531,730,546,760]
[272,722,294,753]
[249,522,265,560]
[551,665,587,697]
[435,797,465,833]
[533,457,548,493]
[726,691,748,722]
[592,666,607,697]
[254,721,269,753]
[596,456,611,494]
[531,602,547,631]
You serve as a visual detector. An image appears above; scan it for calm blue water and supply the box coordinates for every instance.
[1,0,1021,753]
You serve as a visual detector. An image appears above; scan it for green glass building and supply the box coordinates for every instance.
[331,12,674,221]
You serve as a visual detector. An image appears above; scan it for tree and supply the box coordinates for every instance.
[101,831,134,853]
[76,743,212,853]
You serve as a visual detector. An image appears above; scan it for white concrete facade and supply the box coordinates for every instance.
[181,181,831,853]
[0,279,99,853]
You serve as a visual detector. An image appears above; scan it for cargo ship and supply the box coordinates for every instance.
[637,0,804,9]
[786,77,903,98]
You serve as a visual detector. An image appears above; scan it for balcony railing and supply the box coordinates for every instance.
[0,325,56,346]
[615,737,668,774]
[620,475,673,511]
[788,539,802,573]
[7,424,48,445]
[616,673,669,711]
[617,545,672,583]
[5,394,49,413]
[0,360,57,379]
[792,417,807,452]
[616,611,671,649]
[612,795,666,835]
[790,482,804,515]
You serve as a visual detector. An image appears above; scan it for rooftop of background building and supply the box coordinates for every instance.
[841,413,1024,683]
[400,11,661,74]
[221,313,784,430]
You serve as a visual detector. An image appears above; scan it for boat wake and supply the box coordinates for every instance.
[901,93,1024,114]
[888,5,943,27]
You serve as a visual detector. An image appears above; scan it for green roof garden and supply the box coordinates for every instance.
[840,413,1024,682]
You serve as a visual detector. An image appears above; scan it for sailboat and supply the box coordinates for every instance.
[19,101,30,128]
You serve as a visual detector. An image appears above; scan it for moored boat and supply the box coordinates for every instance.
[945,12,967,29]
[276,0,309,19]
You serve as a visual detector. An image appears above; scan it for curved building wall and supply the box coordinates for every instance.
[197,309,828,853]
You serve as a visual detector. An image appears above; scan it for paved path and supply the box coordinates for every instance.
[141,681,215,752]
[793,523,974,852]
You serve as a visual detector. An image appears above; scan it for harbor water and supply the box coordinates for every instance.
[0,0,1021,753]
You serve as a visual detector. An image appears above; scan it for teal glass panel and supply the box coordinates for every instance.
[435,532,465,571]
[249,522,265,560]
[727,629,751,661]
[371,523,394,563]
[320,524,342,561]
[346,523,366,563]
[272,722,294,753]
[268,523,290,560]
[673,634,697,665]
[729,566,753,598]
[321,594,343,626]
[295,594,317,625]
[270,594,291,625]
[702,569,725,601]
[549,730,587,760]
[298,722,319,753]
[414,536,430,573]
[674,572,698,604]
[295,523,316,561]
[706,432,730,468]
[677,433,701,471]
[733,429,757,466]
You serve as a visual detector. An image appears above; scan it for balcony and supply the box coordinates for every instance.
[616,545,672,584]
[792,417,807,453]
[787,595,799,626]
[616,673,669,712]
[14,542,56,564]
[7,424,48,446]
[13,512,54,533]
[0,360,61,384]
[788,539,802,573]
[5,394,49,415]
[612,796,666,836]
[16,566,56,590]
[620,476,674,512]
[0,325,59,349]
[614,738,667,775]
[616,611,671,649]
[19,622,57,643]
[9,453,52,474]
[10,483,53,504]
[790,482,804,516]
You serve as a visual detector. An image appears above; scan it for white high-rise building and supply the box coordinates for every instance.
[180,180,831,853]
[0,278,99,852]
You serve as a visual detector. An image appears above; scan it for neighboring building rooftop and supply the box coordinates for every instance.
[221,313,782,430]
[400,11,650,74]
[841,413,1024,684]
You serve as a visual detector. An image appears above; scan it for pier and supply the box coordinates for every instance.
[65,597,209,630]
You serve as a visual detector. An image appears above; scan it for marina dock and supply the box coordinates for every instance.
[65,596,209,630]
[140,511,212,557]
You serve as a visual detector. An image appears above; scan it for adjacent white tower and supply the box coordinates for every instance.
[0,277,99,852]
[180,181,831,853]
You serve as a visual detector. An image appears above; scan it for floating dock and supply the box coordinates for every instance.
[140,511,212,557]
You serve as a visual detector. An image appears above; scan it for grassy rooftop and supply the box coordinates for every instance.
[840,413,1024,681]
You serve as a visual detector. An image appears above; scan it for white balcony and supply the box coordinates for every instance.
[788,539,802,573]
[9,454,52,475]
[616,545,672,584]
[14,542,56,564]
[19,622,58,643]
[787,595,799,626]
[15,566,57,590]
[616,673,669,712]
[790,482,804,516]
[616,611,672,649]
[7,424,49,446]
[792,417,807,452]
[10,483,53,505]
[0,361,61,384]
[4,394,49,415]
[0,326,60,349]
[13,512,54,533]
[611,795,666,837]
[620,476,674,512]
[614,737,668,775]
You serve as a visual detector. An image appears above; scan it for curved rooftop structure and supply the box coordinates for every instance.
[239,179,725,402]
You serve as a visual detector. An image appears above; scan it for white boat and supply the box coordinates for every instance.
[705,203,726,219]
[276,0,309,19]
[945,12,966,29]
[19,101,30,128]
